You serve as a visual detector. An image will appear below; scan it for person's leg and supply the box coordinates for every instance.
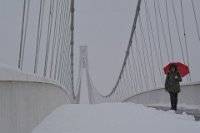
[169,92,176,110]
[169,92,174,110]
[174,93,178,110]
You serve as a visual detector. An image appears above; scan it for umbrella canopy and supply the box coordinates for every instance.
[164,62,189,77]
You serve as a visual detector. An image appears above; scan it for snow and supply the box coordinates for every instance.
[149,103,200,110]
[32,103,200,133]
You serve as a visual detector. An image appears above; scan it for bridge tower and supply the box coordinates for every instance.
[77,46,92,104]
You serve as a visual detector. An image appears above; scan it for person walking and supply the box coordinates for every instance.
[165,64,182,111]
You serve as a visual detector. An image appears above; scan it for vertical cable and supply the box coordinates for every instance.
[143,4,157,88]
[135,32,147,91]
[18,0,30,70]
[164,0,174,61]
[191,0,200,43]
[50,0,60,78]
[144,0,163,84]
[62,0,71,88]
[138,14,155,90]
[124,65,133,94]
[54,0,64,80]
[180,0,191,81]
[70,0,75,97]
[58,0,68,84]
[154,0,164,83]
[127,57,137,94]
[34,0,45,74]
[137,29,150,89]
[171,0,185,63]
[156,0,171,62]
[44,0,54,77]
[130,45,141,93]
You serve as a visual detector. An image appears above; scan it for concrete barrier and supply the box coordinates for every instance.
[123,82,200,107]
[0,68,72,133]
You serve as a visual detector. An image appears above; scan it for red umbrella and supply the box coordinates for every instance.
[164,62,189,77]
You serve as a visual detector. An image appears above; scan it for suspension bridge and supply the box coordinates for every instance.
[0,0,200,132]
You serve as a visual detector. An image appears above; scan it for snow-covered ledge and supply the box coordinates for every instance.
[0,67,72,133]
[123,81,200,109]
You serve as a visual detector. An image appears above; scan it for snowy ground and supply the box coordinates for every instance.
[149,103,200,110]
[32,103,200,133]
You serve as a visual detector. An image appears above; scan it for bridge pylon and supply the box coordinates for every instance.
[76,46,94,104]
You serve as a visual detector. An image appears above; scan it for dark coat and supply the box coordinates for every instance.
[165,66,182,93]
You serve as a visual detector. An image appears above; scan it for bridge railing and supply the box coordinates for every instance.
[123,81,200,107]
[0,67,73,133]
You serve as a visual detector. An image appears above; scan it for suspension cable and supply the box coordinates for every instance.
[94,0,142,97]
[124,65,133,94]
[157,0,171,62]
[191,0,200,43]
[136,29,149,89]
[153,0,164,83]
[44,0,54,77]
[34,0,45,74]
[171,0,185,63]
[50,0,60,78]
[134,32,147,91]
[164,0,174,61]
[130,45,140,93]
[126,61,135,94]
[180,0,191,81]
[127,57,137,93]
[144,0,163,84]
[58,0,69,84]
[63,2,73,90]
[70,0,75,95]
[138,14,156,89]
[18,0,30,70]
[143,4,157,88]
[54,0,65,80]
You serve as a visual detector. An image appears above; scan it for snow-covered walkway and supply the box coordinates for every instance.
[149,105,200,121]
[32,103,200,133]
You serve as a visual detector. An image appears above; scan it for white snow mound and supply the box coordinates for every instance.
[32,103,200,133]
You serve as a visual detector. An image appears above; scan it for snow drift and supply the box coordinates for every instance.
[32,103,200,133]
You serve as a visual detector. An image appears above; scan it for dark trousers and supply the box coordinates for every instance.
[169,92,178,111]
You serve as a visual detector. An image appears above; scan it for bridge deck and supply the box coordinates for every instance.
[149,106,200,121]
